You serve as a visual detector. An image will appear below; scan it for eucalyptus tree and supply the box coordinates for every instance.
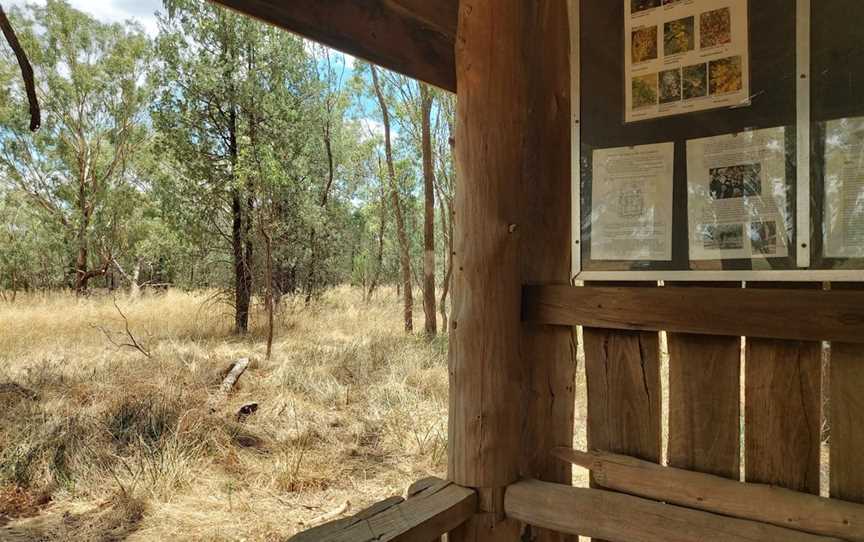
[0,0,153,293]
[154,0,315,333]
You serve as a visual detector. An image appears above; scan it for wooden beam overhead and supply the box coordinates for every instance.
[208,0,457,92]
[523,284,864,343]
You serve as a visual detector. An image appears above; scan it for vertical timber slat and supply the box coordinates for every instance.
[745,284,822,494]
[584,282,662,542]
[518,2,577,542]
[830,284,864,504]
[667,283,742,480]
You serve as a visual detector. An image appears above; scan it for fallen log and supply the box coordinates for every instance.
[505,479,843,542]
[553,448,864,542]
[209,358,250,412]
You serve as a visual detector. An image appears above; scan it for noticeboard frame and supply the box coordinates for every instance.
[570,0,864,282]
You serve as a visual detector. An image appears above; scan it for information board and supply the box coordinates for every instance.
[574,0,864,280]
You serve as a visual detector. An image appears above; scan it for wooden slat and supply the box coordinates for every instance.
[583,284,662,464]
[745,284,822,495]
[667,282,741,479]
[209,0,457,92]
[583,282,661,542]
[553,448,864,541]
[830,284,864,503]
[504,479,843,542]
[523,284,864,343]
[288,478,476,542]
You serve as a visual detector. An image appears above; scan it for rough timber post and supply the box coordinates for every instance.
[448,0,575,540]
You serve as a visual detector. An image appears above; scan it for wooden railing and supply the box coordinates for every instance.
[289,284,864,541]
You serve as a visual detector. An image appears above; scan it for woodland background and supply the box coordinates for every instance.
[0,0,456,338]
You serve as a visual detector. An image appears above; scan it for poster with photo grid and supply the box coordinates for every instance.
[625,0,751,122]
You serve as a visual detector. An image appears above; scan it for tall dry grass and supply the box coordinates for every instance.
[0,287,448,541]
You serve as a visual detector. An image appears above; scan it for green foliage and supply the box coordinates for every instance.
[0,0,456,327]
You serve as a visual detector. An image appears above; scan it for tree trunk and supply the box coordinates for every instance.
[229,106,252,335]
[74,181,90,294]
[371,65,413,333]
[366,177,387,302]
[420,84,437,338]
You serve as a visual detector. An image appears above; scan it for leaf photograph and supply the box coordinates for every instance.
[632,25,659,64]
[632,73,659,109]
[631,0,661,14]
[683,63,708,99]
[709,55,744,95]
[659,68,682,104]
[701,7,732,49]
[664,16,695,56]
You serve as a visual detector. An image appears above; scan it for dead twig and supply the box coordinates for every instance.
[0,4,40,131]
[91,297,152,358]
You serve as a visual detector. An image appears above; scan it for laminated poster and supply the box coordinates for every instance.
[686,127,790,261]
[591,142,674,261]
[626,0,750,123]
[824,117,864,258]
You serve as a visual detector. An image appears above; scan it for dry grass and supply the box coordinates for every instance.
[0,287,448,541]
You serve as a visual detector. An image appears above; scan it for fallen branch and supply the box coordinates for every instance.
[305,501,351,528]
[91,298,151,358]
[209,358,250,413]
[0,4,40,131]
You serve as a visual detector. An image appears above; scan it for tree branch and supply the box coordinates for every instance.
[0,4,40,131]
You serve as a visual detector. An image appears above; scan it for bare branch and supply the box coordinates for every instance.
[0,4,40,131]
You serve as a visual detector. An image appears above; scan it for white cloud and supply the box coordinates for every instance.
[6,0,161,36]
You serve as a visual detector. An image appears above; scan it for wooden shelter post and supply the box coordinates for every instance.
[448,1,575,540]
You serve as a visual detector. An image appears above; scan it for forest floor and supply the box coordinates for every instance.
[0,286,495,541]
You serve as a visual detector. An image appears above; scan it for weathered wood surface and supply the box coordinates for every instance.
[504,479,843,542]
[516,2,576,542]
[831,283,864,504]
[553,448,864,541]
[746,284,822,495]
[448,1,543,539]
[583,282,661,542]
[667,282,741,479]
[288,478,475,542]
[523,285,864,343]
[583,285,661,465]
[209,0,457,91]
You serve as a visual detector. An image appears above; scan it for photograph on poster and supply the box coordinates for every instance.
[632,25,659,63]
[664,16,695,56]
[704,224,744,251]
[709,164,762,199]
[632,0,661,14]
[709,56,743,95]
[590,143,674,261]
[750,221,779,255]
[686,127,789,261]
[624,0,750,122]
[824,117,864,258]
[701,7,732,48]
[659,68,682,104]
[632,73,659,109]
[682,63,708,99]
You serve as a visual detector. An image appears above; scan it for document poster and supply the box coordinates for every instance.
[591,143,674,261]
[824,117,864,258]
[626,0,750,123]
[686,127,789,261]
